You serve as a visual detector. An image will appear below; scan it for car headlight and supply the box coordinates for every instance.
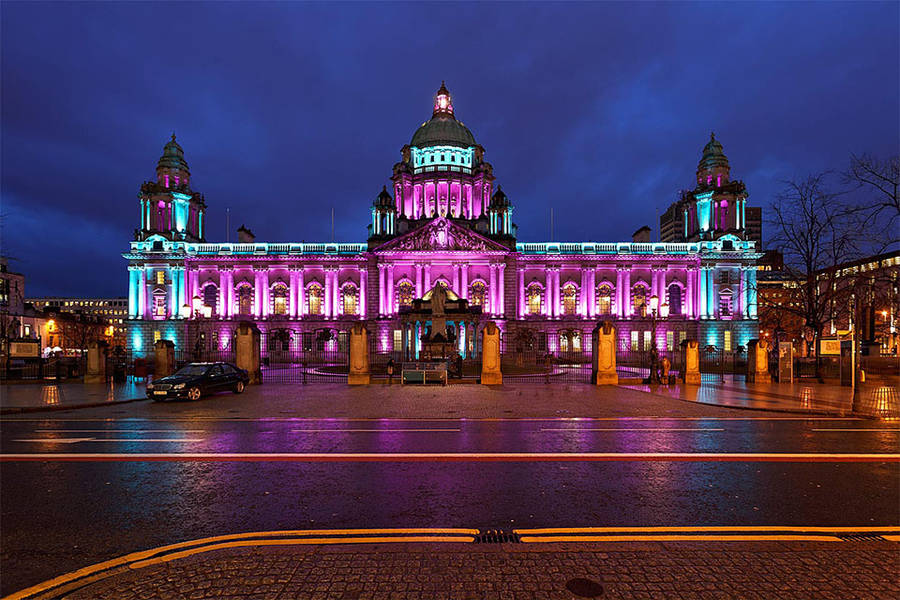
[146,383,154,390]
[173,383,186,390]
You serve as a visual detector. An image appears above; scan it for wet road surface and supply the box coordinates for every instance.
[2,415,899,595]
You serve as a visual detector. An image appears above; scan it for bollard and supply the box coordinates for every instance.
[683,340,701,385]
[348,322,371,385]
[480,321,502,385]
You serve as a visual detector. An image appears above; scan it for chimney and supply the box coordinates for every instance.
[237,225,256,244]
[632,225,651,243]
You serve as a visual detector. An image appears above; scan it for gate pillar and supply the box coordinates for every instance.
[85,340,109,383]
[683,340,701,385]
[235,321,261,384]
[480,321,502,385]
[747,339,772,383]
[154,339,176,379]
[348,322,370,385]
[591,321,618,385]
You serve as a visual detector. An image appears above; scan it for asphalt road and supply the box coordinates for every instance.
[2,415,899,595]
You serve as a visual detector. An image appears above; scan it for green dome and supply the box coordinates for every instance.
[157,133,190,173]
[699,132,729,170]
[410,115,476,149]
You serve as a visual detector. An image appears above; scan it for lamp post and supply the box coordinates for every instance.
[647,295,669,384]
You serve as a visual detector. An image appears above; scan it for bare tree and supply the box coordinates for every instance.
[844,153,899,248]
[765,173,863,364]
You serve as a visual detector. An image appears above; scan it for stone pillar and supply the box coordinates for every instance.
[686,267,695,318]
[387,265,395,315]
[588,269,596,318]
[615,268,624,317]
[359,267,367,318]
[416,263,424,298]
[85,340,109,383]
[683,340,701,385]
[480,321,502,385]
[518,269,525,318]
[218,268,229,318]
[235,321,261,384]
[378,264,386,316]
[298,268,306,316]
[461,264,468,300]
[498,263,506,317]
[289,267,300,318]
[489,264,498,316]
[452,264,460,294]
[324,268,333,318]
[424,264,432,293]
[747,339,772,383]
[154,339,175,379]
[623,270,632,317]
[253,269,264,318]
[591,321,618,385]
[139,268,148,319]
[348,322,370,385]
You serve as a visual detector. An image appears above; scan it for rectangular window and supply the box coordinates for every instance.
[153,330,161,343]
[724,330,732,352]
[393,329,402,351]
[156,271,165,285]
[679,331,687,345]
[630,330,638,351]
[643,330,651,350]
[666,331,674,352]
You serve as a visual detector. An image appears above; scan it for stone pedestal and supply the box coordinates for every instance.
[683,340,701,385]
[85,340,109,383]
[235,321,261,384]
[154,339,175,379]
[591,321,618,385]
[348,322,370,385]
[747,339,772,383]
[480,321,502,385]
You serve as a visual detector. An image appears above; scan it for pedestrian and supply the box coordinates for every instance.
[661,355,671,385]
[387,358,395,385]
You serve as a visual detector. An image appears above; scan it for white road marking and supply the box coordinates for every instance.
[289,428,461,433]
[13,438,204,444]
[541,427,724,432]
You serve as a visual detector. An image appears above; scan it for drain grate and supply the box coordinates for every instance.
[475,529,520,543]
[838,534,887,542]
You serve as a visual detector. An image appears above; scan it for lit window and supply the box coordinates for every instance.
[630,330,638,350]
[397,281,415,307]
[341,283,358,316]
[153,291,167,318]
[153,330,161,343]
[724,330,732,352]
[719,292,733,317]
[643,330,651,350]
[469,281,487,307]
[562,284,578,315]
[237,285,253,316]
[156,271,165,285]
[272,283,288,316]
[393,329,402,350]
[666,331,674,351]
[307,283,324,315]
[596,284,613,315]
[527,284,543,315]
[632,284,648,317]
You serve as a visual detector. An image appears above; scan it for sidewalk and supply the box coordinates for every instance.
[22,540,900,600]
[624,379,900,418]
[0,380,147,414]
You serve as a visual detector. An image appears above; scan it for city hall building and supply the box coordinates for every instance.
[124,84,761,367]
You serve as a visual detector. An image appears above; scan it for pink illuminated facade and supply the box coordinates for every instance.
[125,84,761,359]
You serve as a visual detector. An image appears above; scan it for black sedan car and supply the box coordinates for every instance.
[147,362,249,401]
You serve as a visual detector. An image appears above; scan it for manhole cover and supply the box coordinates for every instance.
[565,577,603,598]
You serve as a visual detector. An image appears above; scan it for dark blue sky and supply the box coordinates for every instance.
[2,2,897,297]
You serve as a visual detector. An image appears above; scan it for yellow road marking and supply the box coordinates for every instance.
[519,535,845,543]
[515,526,900,534]
[129,537,474,569]
[884,535,900,542]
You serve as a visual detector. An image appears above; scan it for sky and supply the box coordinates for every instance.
[2,1,898,298]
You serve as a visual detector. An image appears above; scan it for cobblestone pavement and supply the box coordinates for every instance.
[56,542,899,600]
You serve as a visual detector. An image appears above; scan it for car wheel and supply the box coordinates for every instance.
[233,381,245,394]
[187,386,202,401]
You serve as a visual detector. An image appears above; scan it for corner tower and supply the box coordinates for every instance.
[136,134,207,242]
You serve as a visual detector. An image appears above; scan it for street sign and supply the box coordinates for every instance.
[10,340,40,358]
[819,338,840,356]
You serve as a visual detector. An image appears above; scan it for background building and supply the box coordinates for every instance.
[28,298,127,346]
[124,85,762,361]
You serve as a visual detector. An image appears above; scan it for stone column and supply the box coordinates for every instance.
[289,267,299,318]
[387,264,395,315]
[686,267,695,318]
[333,268,341,317]
[452,264,460,294]
[169,267,180,318]
[348,322,370,385]
[324,267,334,318]
[659,266,668,304]
[480,321,502,385]
[461,264,468,300]
[253,268,264,318]
[154,339,175,379]
[623,270,632,317]
[85,340,109,383]
[235,321,261,384]
[740,267,749,318]
[219,268,230,318]
[378,264,386,316]
[424,264,432,293]
[359,267,367,318]
[139,267,148,319]
[588,269,597,318]
[489,265,497,316]
[591,321,618,385]
[128,266,140,318]
[747,339,772,383]
[298,268,305,316]
[415,263,424,298]
[683,340,701,385]
[747,268,758,318]
[615,268,624,317]
[518,269,525,318]
[498,263,506,317]
[651,268,660,302]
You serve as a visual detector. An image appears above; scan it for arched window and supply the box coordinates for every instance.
[596,283,613,316]
[307,283,324,316]
[237,285,253,316]
[469,281,487,307]
[152,290,167,319]
[668,284,682,316]
[202,284,218,314]
[632,284,649,317]
[271,283,288,316]
[527,284,543,316]
[341,283,358,316]
[396,281,415,308]
[719,290,733,317]
[562,283,578,315]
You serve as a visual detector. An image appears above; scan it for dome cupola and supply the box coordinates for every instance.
[410,82,477,149]
[697,132,731,186]
[156,133,191,187]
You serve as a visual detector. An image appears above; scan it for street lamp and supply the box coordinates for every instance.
[647,295,669,384]
[180,304,191,319]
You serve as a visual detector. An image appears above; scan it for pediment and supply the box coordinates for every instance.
[374,218,508,253]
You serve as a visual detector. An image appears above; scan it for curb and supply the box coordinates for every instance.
[0,398,148,416]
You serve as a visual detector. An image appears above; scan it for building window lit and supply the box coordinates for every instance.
[724,330,732,352]
[341,283,358,316]
[643,330,651,350]
[596,283,613,315]
[307,283,324,315]
[719,291,733,317]
[666,331,674,351]
[527,284,543,315]
[153,330,161,343]
[633,284,648,317]
[667,284,682,315]
[272,283,288,316]
[202,285,218,315]
[155,271,165,285]
[562,283,578,315]
[469,281,486,307]
[237,285,253,316]
[152,291,167,318]
[393,329,402,350]
[560,330,581,352]
[396,281,414,308]
[630,330,638,350]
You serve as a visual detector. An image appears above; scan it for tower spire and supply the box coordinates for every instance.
[433,81,454,117]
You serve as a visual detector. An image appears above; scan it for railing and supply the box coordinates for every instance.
[515,242,706,256]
